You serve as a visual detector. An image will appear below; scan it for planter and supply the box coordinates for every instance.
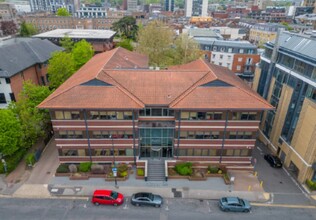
[168,175,188,180]
[105,175,129,182]
[88,173,108,178]
[188,176,207,181]
[205,173,223,178]
[55,173,71,177]
[69,173,89,180]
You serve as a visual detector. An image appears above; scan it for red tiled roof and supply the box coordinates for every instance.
[38,48,273,111]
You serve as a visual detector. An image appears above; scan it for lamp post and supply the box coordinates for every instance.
[110,135,118,188]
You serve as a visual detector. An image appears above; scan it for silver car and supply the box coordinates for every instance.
[131,192,163,208]
[218,197,251,212]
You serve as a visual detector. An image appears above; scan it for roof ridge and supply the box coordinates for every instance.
[21,41,41,63]
[98,70,145,108]
[169,70,213,107]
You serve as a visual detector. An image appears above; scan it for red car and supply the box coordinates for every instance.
[92,190,124,206]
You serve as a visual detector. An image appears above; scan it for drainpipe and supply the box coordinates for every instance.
[83,109,92,162]
[219,111,229,164]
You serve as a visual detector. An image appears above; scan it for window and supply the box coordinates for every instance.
[213,46,217,51]
[5,78,10,84]
[219,62,222,66]
[239,49,244,53]
[9,93,15,102]
[238,57,243,62]
[220,55,223,59]
[0,93,6,103]
[228,48,232,53]
[212,54,216,59]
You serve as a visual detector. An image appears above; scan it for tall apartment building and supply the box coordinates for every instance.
[195,37,260,83]
[165,0,174,12]
[185,0,208,17]
[38,47,272,172]
[127,0,137,12]
[29,0,80,14]
[248,23,284,47]
[253,31,316,183]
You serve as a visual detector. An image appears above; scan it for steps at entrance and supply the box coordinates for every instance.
[147,159,165,181]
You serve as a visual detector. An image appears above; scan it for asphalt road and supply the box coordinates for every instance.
[252,141,313,206]
[0,197,315,220]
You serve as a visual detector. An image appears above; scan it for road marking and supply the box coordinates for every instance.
[251,203,316,209]
[282,167,310,200]
[266,193,274,204]
[165,199,169,211]
[257,147,262,152]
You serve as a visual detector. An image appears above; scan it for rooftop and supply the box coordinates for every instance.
[194,38,257,49]
[38,47,272,111]
[0,38,62,78]
[33,29,116,40]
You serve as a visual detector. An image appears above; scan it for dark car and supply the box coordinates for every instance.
[91,190,124,206]
[131,192,163,208]
[264,154,282,168]
[218,197,251,212]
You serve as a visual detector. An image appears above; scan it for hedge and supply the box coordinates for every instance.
[306,179,316,191]
[56,164,69,173]
[79,162,92,172]
[175,162,193,176]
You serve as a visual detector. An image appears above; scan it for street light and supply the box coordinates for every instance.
[109,135,118,188]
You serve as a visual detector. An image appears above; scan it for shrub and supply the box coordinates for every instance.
[68,164,78,173]
[119,171,128,177]
[208,166,219,174]
[117,163,128,173]
[91,164,105,174]
[306,180,316,191]
[79,162,92,172]
[137,168,144,176]
[56,164,69,173]
[25,153,36,166]
[175,162,193,176]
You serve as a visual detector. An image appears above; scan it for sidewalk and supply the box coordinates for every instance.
[1,137,270,202]
[10,167,270,203]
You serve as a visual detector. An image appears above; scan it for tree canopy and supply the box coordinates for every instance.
[56,7,70,16]
[112,16,138,40]
[9,81,52,149]
[116,39,134,51]
[0,109,22,156]
[47,51,76,90]
[59,35,74,53]
[172,34,201,65]
[72,40,94,69]
[136,21,174,67]
[19,21,37,37]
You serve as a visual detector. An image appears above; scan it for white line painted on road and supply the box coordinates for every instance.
[257,147,262,152]
[282,167,310,200]
[165,199,169,211]
[267,193,274,204]
[251,203,316,209]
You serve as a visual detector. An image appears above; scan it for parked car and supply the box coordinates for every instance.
[264,154,283,168]
[131,192,163,208]
[92,190,124,206]
[218,197,251,212]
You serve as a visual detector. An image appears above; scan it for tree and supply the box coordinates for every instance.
[112,16,138,40]
[72,40,94,70]
[56,7,70,16]
[116,39,134,51]
[9,81,52,149]
[47,51,76,90]
[171,34,201,65]
[136,20,174,67]
[0,20,18,36]
[19,21,37,37]
[59,35,74,53]
[0,109,22,156]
